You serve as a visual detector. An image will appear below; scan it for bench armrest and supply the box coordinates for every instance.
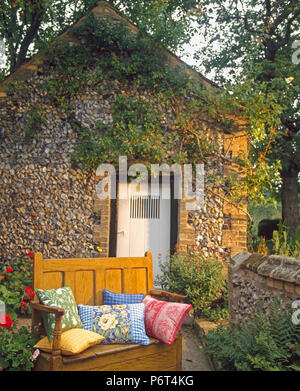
[31,302,65,316]
[31,301,64,356]
[149,289,187,302]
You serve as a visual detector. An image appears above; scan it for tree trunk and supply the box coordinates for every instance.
[280,165,300,236]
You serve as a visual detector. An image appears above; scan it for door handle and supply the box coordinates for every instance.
[117,230,127,235]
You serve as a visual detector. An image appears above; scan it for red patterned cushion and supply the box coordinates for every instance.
[142,295,192,344]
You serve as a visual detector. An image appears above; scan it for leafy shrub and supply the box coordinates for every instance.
[201,290,229,323]
[0,253,34,320]
[205,296,300,371]
[155,246,227,315]
[271,223,300,258]
[0,322,38,371]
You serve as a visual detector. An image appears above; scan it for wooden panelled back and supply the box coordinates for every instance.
[33,252,153,306]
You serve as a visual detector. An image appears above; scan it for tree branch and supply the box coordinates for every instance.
[12,5,45,71]
[277,9,300,48]
[244,14,261,34]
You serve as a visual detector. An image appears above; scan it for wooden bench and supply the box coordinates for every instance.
[31,251,186,371]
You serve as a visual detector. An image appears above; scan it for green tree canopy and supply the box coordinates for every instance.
[195,0,300,234]
[0,0,199,75]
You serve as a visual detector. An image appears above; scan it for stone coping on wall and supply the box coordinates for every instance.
[231,252,300,284]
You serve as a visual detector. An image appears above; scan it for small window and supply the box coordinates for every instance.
[130,196,160,219]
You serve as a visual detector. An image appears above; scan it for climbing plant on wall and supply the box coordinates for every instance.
[4,14,252,219]
[28,15,226,170]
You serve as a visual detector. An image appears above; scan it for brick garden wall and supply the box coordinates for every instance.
[228,252,300,327]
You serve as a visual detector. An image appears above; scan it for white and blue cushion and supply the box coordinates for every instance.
[103,288,144,305]
[78,303,150,345]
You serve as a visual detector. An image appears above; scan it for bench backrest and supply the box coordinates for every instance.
[33,252,153,306]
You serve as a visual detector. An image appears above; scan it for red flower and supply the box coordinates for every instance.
[25,286,32,293]
[27,292,35,300]
[175,243,179,248]
[27,251,34,259]
[21,301,29,310]
[170,265,175,268]
[0,314,13,328]
[196,264,201,268]
[0,275,4,281]
[6,267,13,273]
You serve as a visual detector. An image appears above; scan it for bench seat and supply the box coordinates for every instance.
[32,252,184,371]
[34,334,182,371]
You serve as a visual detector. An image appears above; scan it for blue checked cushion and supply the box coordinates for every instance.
[77,303,150,345]
[103,289,144,305]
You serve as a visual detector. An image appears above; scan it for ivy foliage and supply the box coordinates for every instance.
[35,14,223,170]
[5,13,247,206]
[43,15,192,95]
[24,105,47,139]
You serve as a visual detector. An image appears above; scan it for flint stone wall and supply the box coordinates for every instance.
[228,252,300,326]
[0,28,248,263]
[0,73,115,261]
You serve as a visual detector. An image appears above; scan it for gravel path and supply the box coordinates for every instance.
[181,325,212,371]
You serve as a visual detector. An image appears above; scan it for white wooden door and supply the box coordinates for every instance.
[116,182,171,284]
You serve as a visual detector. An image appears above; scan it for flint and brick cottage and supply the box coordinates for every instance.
[0,1,248,278]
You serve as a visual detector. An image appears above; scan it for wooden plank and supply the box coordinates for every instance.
[92,350,177,371]
[95,270,105,305]
[123,268,135,293]
[145,251,153,290]
[61,341,176,371]
[40,257,152,272]
[43,258,152,272]
[123,268,147,294]
[33,252,44,290]
[64,271,75,294]
[74,271,94,306]
[43,272,63,290]
[134,268,148,293]
[176,332,182,370]
[105,269,122,292]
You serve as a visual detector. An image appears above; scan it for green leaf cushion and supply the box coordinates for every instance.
[35,286,82,341]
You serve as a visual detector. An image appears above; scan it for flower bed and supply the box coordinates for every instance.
[0,252,34,321]
[0,318,39,371]
[0,252,38,371]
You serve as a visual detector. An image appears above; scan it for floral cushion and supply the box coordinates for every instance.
[78,303,150,345]
[142,295,192,345]
[35,286,82,341]
[103,288,144,305]
[34,328,104,356]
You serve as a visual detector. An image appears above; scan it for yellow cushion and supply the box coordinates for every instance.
[34,328,104,356]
